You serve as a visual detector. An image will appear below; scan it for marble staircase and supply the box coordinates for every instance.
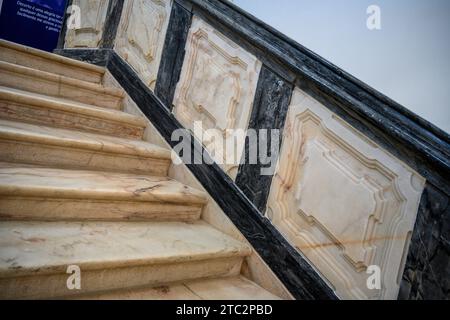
[0,40,279,300]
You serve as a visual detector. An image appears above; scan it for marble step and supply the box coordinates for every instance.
[0,120,170,175]
[0,39,105,83]
[0,87,146,139]
[0,163,207,221]
[74,276,280,300]
[0,61,124,110]
[0,221,251,299]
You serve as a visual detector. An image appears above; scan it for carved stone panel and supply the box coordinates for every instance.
[115,0,172,89]
[173,17,261,178]
[65,0,109,48]
[266,88,425,299]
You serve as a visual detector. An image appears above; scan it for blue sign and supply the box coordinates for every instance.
[0,0,68,52]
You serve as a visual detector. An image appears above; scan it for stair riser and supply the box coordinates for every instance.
[0,257,243,299]
[0,69,122,110]
[0,46,103,83]
[75,277,281,300]
[0,101,144,139]
[0,197,202,222]
[0,140,171,175]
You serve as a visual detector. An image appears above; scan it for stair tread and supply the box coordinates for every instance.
[0,39,105,74]
[0,86,146,127]
[0,119,169,159]
[0,221,251,277]
[79,276,280,300]
[0,163,207,204]
[0,60,123,97]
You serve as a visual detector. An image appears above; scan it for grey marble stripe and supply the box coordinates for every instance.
[235,65,293,212]
[155,1,193,109]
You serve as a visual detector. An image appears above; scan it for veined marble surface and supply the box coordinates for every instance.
[115,0,172,89]
[78,276,279,300]
[0,220,250,276]
[0,60,124,110]
[0,86,146,128]
[103,69,294,299]
[0,39,105,83]
[0,221,251,299]
[173,17,261,179]
[266,88,425,299]
[0,119,168,159]
[0,163,207,205]
[0,46,281,300]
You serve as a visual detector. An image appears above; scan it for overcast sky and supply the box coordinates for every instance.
[233,0,450,133]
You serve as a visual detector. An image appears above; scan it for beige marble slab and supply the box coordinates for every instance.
[0,119,170,175]
[0,39,104,83]
[0,196,203,222]
[0,61,124,110]
[266,88,425,299]
[0,163,207,205]
[0,221,250,299]
[0,86,146,139]
[115,0,172,89]
[77,276,280,300]
[0,119,167,158]
[173,17,262,179]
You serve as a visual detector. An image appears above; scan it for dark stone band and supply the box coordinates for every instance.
[235,65,293,213]
[99,0,125,49]
[155,2,193,109]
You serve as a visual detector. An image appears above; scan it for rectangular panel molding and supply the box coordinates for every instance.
[173,16,261,178]
[266,88,426,299]
[115,0,172,89]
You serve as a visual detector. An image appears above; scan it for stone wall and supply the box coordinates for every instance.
[266,88,424,299]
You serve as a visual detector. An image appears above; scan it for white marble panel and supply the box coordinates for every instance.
[173,17,261,179]
[115,0,172,89]
[266,88,425,299]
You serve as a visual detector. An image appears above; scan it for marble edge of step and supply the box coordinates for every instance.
[0,86,146,127]
[0,39,105,74]
[0,60,123,97]
[0,229,251,278]
[0,121,171,160]
[0,175,209,205]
